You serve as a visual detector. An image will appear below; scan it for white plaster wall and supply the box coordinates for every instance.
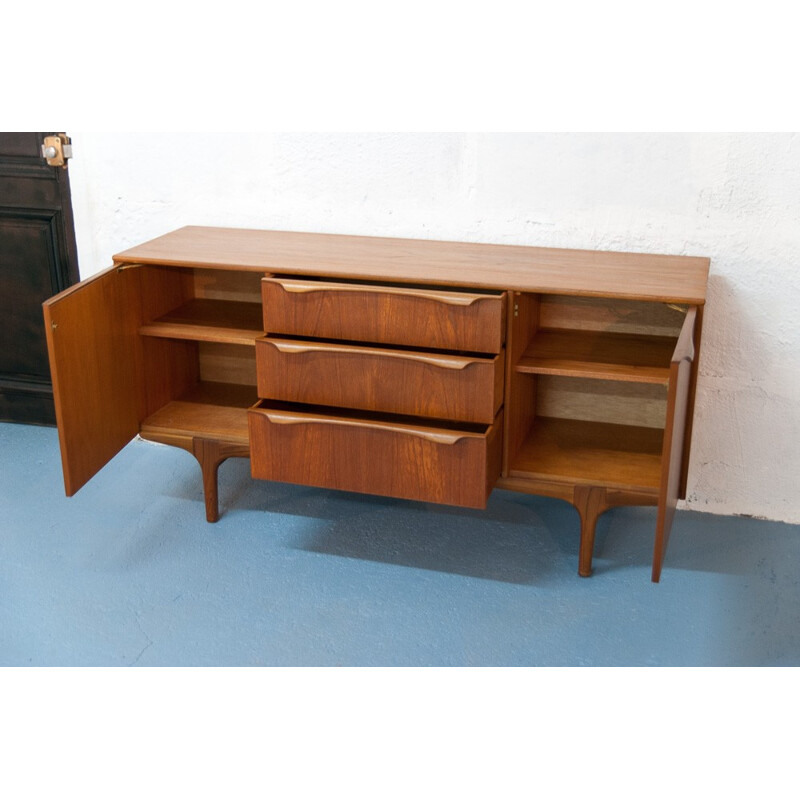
[68,133,800,524]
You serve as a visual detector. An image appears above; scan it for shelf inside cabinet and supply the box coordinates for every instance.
[140,299,264,346]
[515,329,676,384]
[508,417,664,492]
[140,381,255,444]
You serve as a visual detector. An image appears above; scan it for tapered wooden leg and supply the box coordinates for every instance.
[191,438,250,523]
[573,486,608,577]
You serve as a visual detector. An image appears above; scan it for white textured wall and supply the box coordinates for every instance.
[68,133,800,524]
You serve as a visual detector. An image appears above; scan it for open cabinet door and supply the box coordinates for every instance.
[43,265,144,495]
[652,306,697,582]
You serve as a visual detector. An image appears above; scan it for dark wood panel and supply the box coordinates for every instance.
[0,132,40,158]
[0,213,60,379]
[0,174,62,205]
[1,132,79,424]
[0,133,53,178]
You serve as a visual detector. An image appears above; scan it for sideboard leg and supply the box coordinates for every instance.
[191,438,250,523]
[573,486,608,577]
[192,438,223,522]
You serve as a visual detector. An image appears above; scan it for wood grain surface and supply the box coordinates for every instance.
[140,381,254,444]
[508,416,664,492]
[517,329,676,384]
[249,403,503,508]
[262,277,506,354]
[114,226,710,304]
[140,298,264,345]
[43,265,142,495]
[255,337,503,424]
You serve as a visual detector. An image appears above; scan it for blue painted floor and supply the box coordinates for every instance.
[2,421,799,666]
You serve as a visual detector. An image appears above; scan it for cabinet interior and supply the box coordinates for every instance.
[137,266,264,445]
[130,269,693,492]
[505,292,689,492]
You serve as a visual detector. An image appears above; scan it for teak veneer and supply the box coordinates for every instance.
[43,226,710,581]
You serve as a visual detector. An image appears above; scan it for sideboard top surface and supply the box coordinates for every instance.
[113,226,710,304]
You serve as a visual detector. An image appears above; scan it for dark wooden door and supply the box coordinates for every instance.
[0,132,79,424]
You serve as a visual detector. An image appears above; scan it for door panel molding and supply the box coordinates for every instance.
[0,132,79,424]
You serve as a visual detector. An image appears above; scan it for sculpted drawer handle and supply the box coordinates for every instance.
[261,410,474,445]
[264,339,483,370]
[271,279,493,307]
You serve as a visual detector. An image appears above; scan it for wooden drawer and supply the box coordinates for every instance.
[262,278,506,354]
[255,337,504,424]
[248,403,503,509]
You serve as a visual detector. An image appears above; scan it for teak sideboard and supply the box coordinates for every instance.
[43,226,710,581]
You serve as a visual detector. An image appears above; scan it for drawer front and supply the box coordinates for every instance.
[262,278,506,354]
[256,338,504,424]
[248,403,503,509]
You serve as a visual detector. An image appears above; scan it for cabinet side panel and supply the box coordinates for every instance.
[141,338,199,416]
[502,292,538,474]
[43,266,143,495]
[137,266,197,417]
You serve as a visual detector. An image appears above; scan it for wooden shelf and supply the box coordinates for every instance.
[140,381,255,445]
[516,328,677,384]
[140,299,263,345]
[508,417,664,492]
